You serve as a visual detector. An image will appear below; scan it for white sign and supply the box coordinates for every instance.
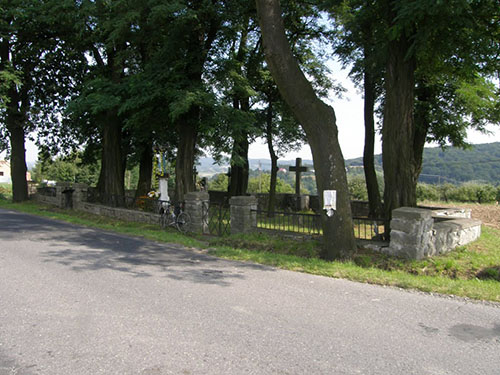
[159,177,170,202]
[323,190,337,217]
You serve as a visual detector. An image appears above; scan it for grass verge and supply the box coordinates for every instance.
[1,198,499,302]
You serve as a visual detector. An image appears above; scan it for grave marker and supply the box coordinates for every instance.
[289,157,308,196]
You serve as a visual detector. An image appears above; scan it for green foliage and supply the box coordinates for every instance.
[347,175,368,201]
[274,167,314,194]
[247,174,295,194]
[0,68,21,111]
[416,183,441,202]
[31,154,100,186]
[417,182,499,203]
[208,173,229,192]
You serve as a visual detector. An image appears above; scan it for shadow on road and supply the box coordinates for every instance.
[0,209,273,287]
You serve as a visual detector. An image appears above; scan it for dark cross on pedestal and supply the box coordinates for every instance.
[193,166,198,189]
[289,157,308,196]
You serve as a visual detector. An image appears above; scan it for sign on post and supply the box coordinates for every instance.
[323,190,337,217]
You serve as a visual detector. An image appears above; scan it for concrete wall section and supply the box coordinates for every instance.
[428,219,481,257]
[230,196,257,234]
[388,207,481,260]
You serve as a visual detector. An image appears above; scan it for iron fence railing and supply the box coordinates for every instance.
[352,216,385,241]
[253,209,385,240]
[204,202,231,236]
[253,209,322,235]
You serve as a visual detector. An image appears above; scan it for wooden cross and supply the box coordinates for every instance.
[289,157,308,196]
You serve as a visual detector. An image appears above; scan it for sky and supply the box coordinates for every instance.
[4,61,500,165]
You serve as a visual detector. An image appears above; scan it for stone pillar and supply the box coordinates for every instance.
[184,191,209,234]
[55,182,72,208]
[388,207,434,260]
[73,183,89,209]
[230,196,257,234]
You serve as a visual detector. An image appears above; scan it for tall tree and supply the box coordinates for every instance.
[0,0,85,201]
[382,0,499,225]
[256,0,356,259]
[322,0,386,218]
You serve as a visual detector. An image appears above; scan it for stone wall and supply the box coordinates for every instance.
[77,201,160,225]
[230,196,257,234]
[33,193,61,207]
[33,183,208,232]
[184,191,209,234]
[387,207,481,260]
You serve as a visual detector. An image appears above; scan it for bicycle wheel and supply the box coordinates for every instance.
[175,212,191,233]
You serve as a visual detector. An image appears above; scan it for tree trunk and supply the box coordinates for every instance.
[363,69,383,218]
[413,82,432,183]
[135,141,153,199]
[98,112,125,205]
[256,0,356,259]
[228,136,249,197]
[229,97,250,197]
[175,111,197,202]
[266,102,278,217]
[382,35,417,228]
[6,113,28,202]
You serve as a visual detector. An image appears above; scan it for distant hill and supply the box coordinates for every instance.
[196,157,314,177]
[198,142,500,184]
[344,142,500,184]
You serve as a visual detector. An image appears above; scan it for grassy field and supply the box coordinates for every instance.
[1,197,499,302]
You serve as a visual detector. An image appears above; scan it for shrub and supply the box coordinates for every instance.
[448,182,497,203]
[416,183,440,201]
[348,175,368,201]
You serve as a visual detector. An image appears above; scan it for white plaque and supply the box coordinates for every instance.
[159,177,169,202]
[323,190,336,217]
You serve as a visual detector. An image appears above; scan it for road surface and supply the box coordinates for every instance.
[0,208,499,374]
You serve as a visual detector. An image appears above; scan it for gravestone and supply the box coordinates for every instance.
[289,157,308,210]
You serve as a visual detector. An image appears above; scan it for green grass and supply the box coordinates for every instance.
[1,198,499,302]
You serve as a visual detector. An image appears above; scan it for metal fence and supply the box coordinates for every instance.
[204,201,231,236]
[253,209,322,235]
[253,209,385,240]
[352,216,385,241]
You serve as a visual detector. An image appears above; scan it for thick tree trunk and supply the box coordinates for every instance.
[98,112,125,205]
[382,35,417,227]
[363,69,383,218]
[256,0,356,259]
[413,82,432,182]
[229,97,250,197]
[228,136,249,197]
[266,103,278,217]
[6,114,28,202]
[135,141,153,199]
[175,111,197,202]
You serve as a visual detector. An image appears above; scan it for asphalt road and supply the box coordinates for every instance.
[0,208,499,375]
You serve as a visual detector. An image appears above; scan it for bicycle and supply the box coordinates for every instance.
[158,200,191,233]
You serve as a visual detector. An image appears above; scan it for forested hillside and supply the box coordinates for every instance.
[345,142,500,184]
